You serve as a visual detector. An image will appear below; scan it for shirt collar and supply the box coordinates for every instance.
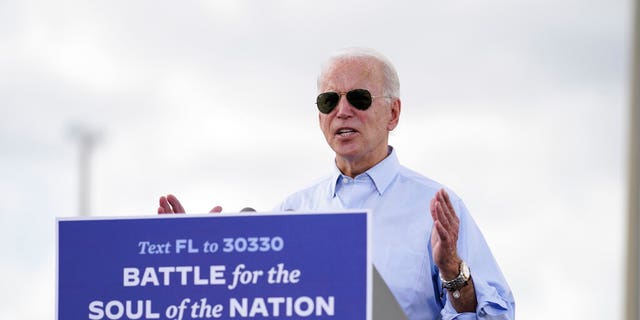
[329,146,400,198]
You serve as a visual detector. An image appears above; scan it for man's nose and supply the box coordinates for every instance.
[335,94,354,118]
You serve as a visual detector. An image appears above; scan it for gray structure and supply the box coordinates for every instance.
[626,0,640,318]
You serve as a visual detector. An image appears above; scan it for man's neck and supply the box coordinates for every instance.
[335,146,391,178]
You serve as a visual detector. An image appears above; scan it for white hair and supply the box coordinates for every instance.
[317,47,400,98]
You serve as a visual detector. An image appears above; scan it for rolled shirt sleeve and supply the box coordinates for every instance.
[440,198,515,320]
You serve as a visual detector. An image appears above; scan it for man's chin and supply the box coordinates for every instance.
[333,148,363,161]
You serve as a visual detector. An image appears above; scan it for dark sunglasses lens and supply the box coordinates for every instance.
[317,92,339,114]
[346,89,372,110]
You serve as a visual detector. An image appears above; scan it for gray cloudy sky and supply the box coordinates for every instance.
[0,0,634,319]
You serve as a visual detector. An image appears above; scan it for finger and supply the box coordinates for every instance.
[442,189,456,216]
[430,220,440,246]
[437,190,450,215]
[431,193,449,228]
[437,191,461,242]
[438,189,458,228]
[433,220,450,242]
[209,206,223,213]
[439,191,460,234]
[158,206,166,214]
[159,196,173,214]
[436,202,452,231]
[167,194,185,213]
[430,196,437,219]
[438,190,459,228]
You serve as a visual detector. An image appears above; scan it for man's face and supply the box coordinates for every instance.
[318,57,399,169]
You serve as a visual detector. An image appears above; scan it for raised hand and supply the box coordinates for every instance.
[157,194,222,214]
[430,188,461,279]
[430,188,477,310]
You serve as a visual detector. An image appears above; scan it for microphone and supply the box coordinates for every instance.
[240,207,256,212]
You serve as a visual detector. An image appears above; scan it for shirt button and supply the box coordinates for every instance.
[342,178,349,184]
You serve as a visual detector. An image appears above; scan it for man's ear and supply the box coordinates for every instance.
[387,98,401,131]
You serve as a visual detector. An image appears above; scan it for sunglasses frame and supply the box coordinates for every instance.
[316,89,392,114]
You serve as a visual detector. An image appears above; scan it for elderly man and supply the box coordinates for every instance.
[159,48,515,319]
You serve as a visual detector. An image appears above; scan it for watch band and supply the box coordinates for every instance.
[439,261,471,292]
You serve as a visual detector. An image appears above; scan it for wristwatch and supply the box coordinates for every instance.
[439,261,471,299]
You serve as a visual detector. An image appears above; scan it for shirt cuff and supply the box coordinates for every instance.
[441,278,513,320]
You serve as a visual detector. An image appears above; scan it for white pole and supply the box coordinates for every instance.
[626,0,640,318]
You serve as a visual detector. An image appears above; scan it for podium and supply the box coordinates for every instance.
[57,211,407,319]
[373,266,408,320]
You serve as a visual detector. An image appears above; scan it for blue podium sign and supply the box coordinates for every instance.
[57,211,371,320]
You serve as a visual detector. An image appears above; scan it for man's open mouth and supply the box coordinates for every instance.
[336,128,358,136]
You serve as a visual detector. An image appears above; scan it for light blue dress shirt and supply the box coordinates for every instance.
[275,148,515,319]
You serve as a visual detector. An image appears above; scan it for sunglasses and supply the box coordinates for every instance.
[316,89,390,114]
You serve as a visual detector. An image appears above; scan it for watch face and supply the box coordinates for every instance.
[462,262,470,279]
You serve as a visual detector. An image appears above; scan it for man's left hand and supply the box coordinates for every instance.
[430,188,462,279]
